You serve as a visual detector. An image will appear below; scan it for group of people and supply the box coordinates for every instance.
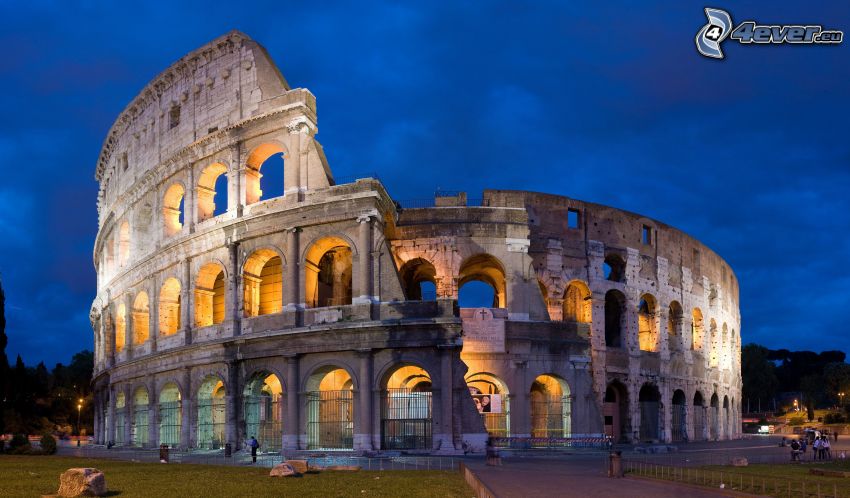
[789,430,839,462]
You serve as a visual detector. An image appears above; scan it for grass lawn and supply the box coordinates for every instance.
[0,455,473,498]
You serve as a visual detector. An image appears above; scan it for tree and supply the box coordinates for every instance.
[823,362,850,404]
[741,344,779,410]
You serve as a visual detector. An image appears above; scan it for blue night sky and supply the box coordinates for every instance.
[0,1,847,367]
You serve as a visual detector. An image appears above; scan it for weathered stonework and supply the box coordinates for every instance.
[90,31,741,454]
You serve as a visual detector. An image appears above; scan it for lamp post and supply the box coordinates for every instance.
[77,399,83,447]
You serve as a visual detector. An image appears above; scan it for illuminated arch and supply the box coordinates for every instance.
[132,292,150,345]
[692,308,704,350]
[159,382,182,447]
[563,280,591,323]
[245,142,286,205]
[667,301,684,351]
[305,366,354,450]
[243,249,283,316]
[458,253,506,308]
[197,162,228,221]
[380,364,433,450]
[163,183,185,236]
[118,221,130,267]
[638,293,658,352]
[131,386,149,447]
[197,375,226,449]
[195,262,226,327]
[399,258,437,301]
[243,371,283,451]
[466,372,511,437]
[530,374,571,438]
[305,237,352,308]
[159,278,181,335]
[115,302,127,353]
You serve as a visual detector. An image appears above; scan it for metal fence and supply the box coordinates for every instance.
[306,390,354,450]
[381,389,432,450]
[244,395,282,451]
[624,459,842,497]
[159,401,181,447]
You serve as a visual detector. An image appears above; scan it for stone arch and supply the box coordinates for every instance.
[458,253,507,308]
[304,236,353,308]
[709,393,720,440]
[671,389,687,442]
[466,372,511,437]
[638,293,658,352]
[132,292,150,345]
[159,277,181,335]
[603,380,629,443]
[118,221,130,267]
[243,371,284,451]
[304,364,355,450]
[131,386,150,447]
[197,162,229,221]
[563,280,592,323]
[243,247,284,317]
[380,364,433,450]
[245,142,288,205]
[667,301,684,351]
[604,290,626,348]
[638,383,661,442]
[723,394,730,439]
[195,262,226,327]
[692,308,704,351]
[530,374,571,438]
[115,302,127,353]
[197,375,227,449]
[693,391,707,441]
[114,391,127,445]
[162,183,185,236]
[159,382,182,447]
[399,257,437,301]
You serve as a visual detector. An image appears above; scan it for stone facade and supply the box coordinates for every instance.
[90,31,741,454]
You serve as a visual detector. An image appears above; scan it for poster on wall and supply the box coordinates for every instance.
[469,387,502,413]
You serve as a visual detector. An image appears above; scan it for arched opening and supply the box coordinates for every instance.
[603,254,625,282]
[723,395,730,440]
[305,238,352,308]
[115,303,126,353]
[693,391,706,441]
[243,249,283,317]
[458,254,506,308]
[195,263,226,327]
[245,143,285,205]
[197,376,226,449]
[721,323,729,370]
[114,392,126,445]
[159,382,181,448]
[639,384,661,442]
[638,294,658,352]
[604,381,629,443]
[132,292,150,345]
[709,319,719,368]
[381,365,433,450]
[159,278,181,335]
[305,367,354,450]
[530,374,571,439]
[668,301,684,351]
[563,281,592,323]
[163,183,185,236]
[104,236,115,277]
[118,221,130,267]
[399,258,437,301]
[604,290,626,348]
[692,308,704,351]
[709,393,720,440]
[671,390,687,442]
[197,163,228,221]
[466,372,510,438]
[131,387,149,447]
[243,372,283,452]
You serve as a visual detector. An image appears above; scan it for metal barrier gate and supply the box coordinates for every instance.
[381,388,432,450]
[306,390,353,450]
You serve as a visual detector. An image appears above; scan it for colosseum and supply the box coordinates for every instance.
[90,31,741,455]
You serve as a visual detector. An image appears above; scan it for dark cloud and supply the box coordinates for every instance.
[0,1,847,365]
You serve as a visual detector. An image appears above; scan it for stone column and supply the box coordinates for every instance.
[182,259,192,346]
[148,377,159,447]
[226,360,240,449]
[149,278,159,353]
[230,145,243,217]
[283,355,300,451]
[107,386,116,445]
[181,368,192,450]
[354,349,373,451]
[285,121,304,197]
[354,216,373,305]
[123,386,133,446]
[228,241,241,336]
[186,165,196,233]
[511,360,531,438]
[662,384,672,443]
[283,228,301,314]
[437,346,459,451]
[124,295,134,360]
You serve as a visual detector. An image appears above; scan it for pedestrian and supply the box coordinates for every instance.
[249,436,260,463]
[801,437,807,454]
[824,437,832,460]
[790,438,801,461]
[835,431,839,442]
[814,436,822,460]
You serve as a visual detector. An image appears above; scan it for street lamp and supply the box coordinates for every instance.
[77,399,83,447]
[840,392,845,407]
[794,399,799,412]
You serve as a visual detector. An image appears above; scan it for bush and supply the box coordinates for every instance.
[824,413,846,424]
[40,433,57,455]
[788,416,805,426]
[8,434,29,451]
